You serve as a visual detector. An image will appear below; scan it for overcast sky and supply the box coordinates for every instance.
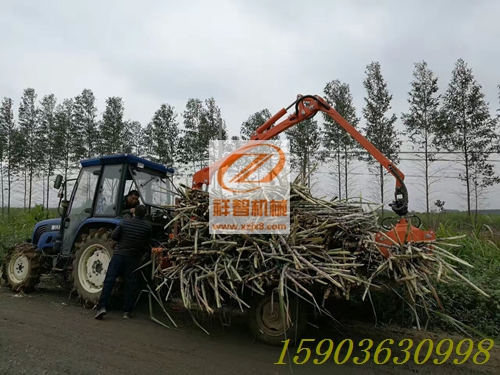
[1,0,500,211]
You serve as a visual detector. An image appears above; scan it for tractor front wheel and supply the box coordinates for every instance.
[2,243,43,292]
[72,228,116,307]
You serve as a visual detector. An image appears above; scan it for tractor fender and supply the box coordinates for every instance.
[70,217,122,254]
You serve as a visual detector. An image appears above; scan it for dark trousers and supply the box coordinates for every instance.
[97,254,140,313]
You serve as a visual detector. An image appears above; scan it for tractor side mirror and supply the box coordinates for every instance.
[54,175,63,189]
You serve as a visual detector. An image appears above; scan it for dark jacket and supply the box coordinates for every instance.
[111,216,153,257]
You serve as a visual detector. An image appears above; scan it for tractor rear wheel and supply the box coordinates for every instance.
[1,243,43,292]
[71,228,117,307]
[248,292,308,346]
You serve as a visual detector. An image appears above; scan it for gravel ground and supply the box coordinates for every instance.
[0,278,498,375]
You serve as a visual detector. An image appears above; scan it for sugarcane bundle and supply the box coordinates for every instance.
[154,182,488,327]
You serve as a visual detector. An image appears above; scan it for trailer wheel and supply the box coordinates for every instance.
[2,243,43,292]
[248,292,308,346]
[72,228,117,307]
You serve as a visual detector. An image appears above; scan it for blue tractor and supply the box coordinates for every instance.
[1,154,176,306]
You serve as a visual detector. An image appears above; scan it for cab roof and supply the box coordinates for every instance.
[80,154,175,176]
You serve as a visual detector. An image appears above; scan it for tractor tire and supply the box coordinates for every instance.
[71,228,118,307]
[248,292,308,347]
[1,243,43,293]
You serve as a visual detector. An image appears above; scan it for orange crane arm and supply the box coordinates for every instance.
[191,94,436,257]
[192,94,408,217]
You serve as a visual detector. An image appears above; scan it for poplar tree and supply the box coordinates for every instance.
[401,61,443,214]
[145,103,180,167]
[39,94,58,210]
[179,98,205,171]
[285,118,322,187]
[0,98,18,215]
[73,89,98,159]
[322,80,360,200]
[240,109,272,140]
[54,99,75,180]
[18,88,43,210]
[123,120,145,156]
[99,96,125,155]
[361,62,402,212]
[179,98,228,171]
[436,58,500,217]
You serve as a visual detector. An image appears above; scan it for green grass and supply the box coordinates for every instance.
[426,213,500,338]
[339,211,500,338]
[0,205,59,263]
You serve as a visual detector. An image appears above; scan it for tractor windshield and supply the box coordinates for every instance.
[130,168,175,209]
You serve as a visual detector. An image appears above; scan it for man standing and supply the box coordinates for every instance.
[122,190,140,216]
[94,204,152,319]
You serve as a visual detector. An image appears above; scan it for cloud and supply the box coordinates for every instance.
[2,0,300,127]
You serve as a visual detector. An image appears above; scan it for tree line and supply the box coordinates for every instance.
[0,58,499,217]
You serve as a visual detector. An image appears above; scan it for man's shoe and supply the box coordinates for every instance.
[95,307,107,319]
[123,312,131,319]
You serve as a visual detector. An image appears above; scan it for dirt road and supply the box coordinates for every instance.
[1,279,498,375]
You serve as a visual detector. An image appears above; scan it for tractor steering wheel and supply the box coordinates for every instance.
[150,209,167,221]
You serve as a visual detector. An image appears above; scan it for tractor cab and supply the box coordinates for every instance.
[48,154,177,305]
[51,154,176,255]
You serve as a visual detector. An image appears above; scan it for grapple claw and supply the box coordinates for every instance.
[375,217,436,258]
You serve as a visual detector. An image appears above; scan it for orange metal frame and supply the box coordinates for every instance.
[191,94,436,257]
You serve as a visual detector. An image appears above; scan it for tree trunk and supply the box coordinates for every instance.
[24,169,27,210]
[64,157,69,182]
[344,148,349,200]
[462,109,471,218]
[302,157,307,186]
[42,175,45,208]
[425,138,429,215]
[473,179,478,223]
[307,162,311,188]
[337,150,342,200]
[28,168,33,211]
[423,103,429,216]
[7,162,11,217]
[46,166,51,217]
[1,164,4,216]
[380,164,384,217]
[464,150,471,217]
